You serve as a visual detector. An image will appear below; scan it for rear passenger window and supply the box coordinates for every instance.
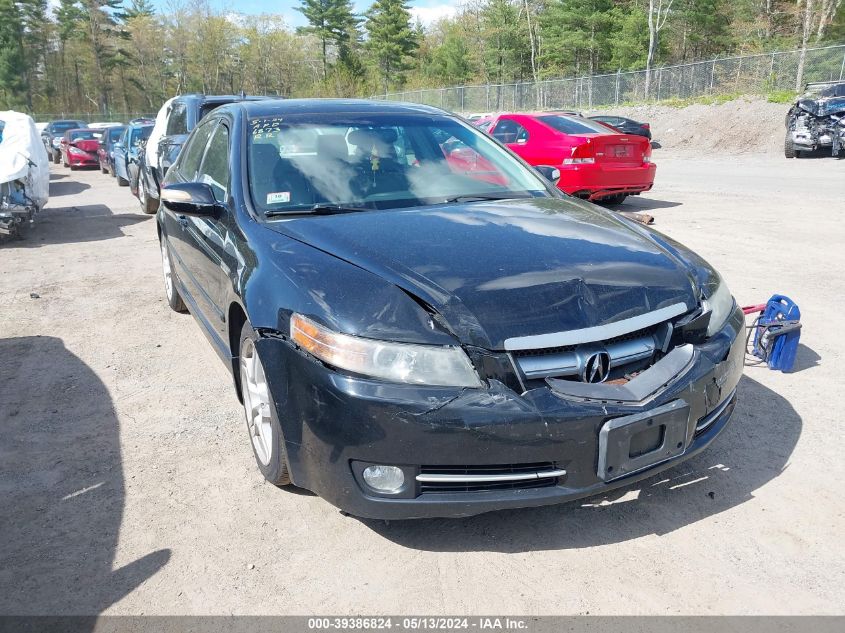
[492,120,529,144]
[178,121,215,182]
[166,103,188,135]
[198,124,230,202]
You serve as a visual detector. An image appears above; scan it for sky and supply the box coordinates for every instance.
[152,0,459,29]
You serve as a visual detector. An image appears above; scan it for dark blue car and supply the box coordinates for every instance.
[113,123,152,187]
[156,99,743,519]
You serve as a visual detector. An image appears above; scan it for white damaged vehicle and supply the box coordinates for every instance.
[0,111,50,239]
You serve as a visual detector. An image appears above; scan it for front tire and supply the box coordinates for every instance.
[785,135,797,158]
[239,322,291,486]
[139,182,158,214]
[52,150,60,164]
[117,174,128,187]
[160,238,187,313]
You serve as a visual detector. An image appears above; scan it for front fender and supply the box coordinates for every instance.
[238,224,459,346]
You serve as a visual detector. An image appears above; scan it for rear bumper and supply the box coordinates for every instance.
[558,162,657,200]
[68,154,99,167]
[256,307,744,519]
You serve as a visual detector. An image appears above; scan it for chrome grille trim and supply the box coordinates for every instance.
[517,335,655,379]
[503,302,688,351]
[416,469,566,483]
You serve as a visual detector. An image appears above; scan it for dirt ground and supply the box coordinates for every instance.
[587,96,790,156]
[1,147,844,616]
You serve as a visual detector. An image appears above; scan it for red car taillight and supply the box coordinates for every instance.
[642,139,653,164]
[642,123,650,129]
[563,142,595,165]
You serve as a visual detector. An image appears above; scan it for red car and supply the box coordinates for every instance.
[60,128,103,170]
[476,112,655,204]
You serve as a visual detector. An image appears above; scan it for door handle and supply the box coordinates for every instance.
[177,215,189,229]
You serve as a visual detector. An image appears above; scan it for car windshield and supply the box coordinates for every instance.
[54,121,83,132]
[130,126,152,146]
[537,115,613,135]
[247,113,551,215]
[70,130,101,140]
[108,127,125,141]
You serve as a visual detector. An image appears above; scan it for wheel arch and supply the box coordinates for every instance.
[228,301,249,402]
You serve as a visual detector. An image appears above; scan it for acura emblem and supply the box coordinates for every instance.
[581,351,611,383]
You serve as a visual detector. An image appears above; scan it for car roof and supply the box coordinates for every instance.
[222,98,450,118]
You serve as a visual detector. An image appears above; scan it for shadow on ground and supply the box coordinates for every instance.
[50,180,91,197]
[790,343,820,373]
[0,336,170,614]
[0,205,149,249]
[361,375,799,552]
[620,196,683,211]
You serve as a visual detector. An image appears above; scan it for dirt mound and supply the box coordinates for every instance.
[587,96,788,156]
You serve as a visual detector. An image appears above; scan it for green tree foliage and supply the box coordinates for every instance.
[1,0,841,115]
[364,0,417,91]
[297,0,361,82]
[0,0,27,107]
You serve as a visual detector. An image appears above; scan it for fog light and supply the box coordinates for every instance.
[362,465,405,493]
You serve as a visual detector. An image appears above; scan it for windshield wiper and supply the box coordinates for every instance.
[444,193,533,203]
[264,204,371,217]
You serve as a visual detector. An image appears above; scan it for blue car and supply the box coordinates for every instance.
[113,123,152,187]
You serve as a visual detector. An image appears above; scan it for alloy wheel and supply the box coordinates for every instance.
[240,338,274,466]
[161,241,174,300]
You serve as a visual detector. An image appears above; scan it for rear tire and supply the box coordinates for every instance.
[160,238,187,313]
[784,135,797,159]
[602,193,627,205]
[52,150,60,164]
[101,164,108,174]
[117,174,128,187]
[239,321,291,487]
[139,181,158,214]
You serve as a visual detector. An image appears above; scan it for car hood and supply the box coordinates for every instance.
[265,198,700,350]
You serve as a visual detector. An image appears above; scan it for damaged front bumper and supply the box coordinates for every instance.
[0,181,37,236]
[256,306,744,519]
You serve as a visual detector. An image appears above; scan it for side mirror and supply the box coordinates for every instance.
[536,165,560,183]
[160,183,220,216]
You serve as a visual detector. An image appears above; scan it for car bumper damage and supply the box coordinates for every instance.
[254,305,744,519]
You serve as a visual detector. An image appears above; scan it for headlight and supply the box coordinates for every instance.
[290,313,481,388]
[702,275,734,337]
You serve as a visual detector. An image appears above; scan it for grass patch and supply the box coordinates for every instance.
[766,90,797,104]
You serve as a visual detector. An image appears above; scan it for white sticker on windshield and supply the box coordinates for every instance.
[266,191,290,204]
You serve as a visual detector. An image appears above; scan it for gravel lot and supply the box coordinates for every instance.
[1,151,844,615]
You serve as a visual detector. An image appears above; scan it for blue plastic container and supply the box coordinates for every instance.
[753,295,801,372]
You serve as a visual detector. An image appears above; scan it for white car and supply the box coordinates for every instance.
[0,111,50,239]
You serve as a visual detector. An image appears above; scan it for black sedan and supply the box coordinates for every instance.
[589,114,652,140]
[157,99,742,519]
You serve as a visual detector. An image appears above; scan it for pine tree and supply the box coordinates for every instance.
[297,0,360,81]
[364,0,417,92]
[0,0,26,107]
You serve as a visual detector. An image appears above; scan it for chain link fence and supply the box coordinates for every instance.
[376,43,845,113]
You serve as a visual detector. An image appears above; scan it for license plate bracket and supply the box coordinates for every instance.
[597,399,690,482]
